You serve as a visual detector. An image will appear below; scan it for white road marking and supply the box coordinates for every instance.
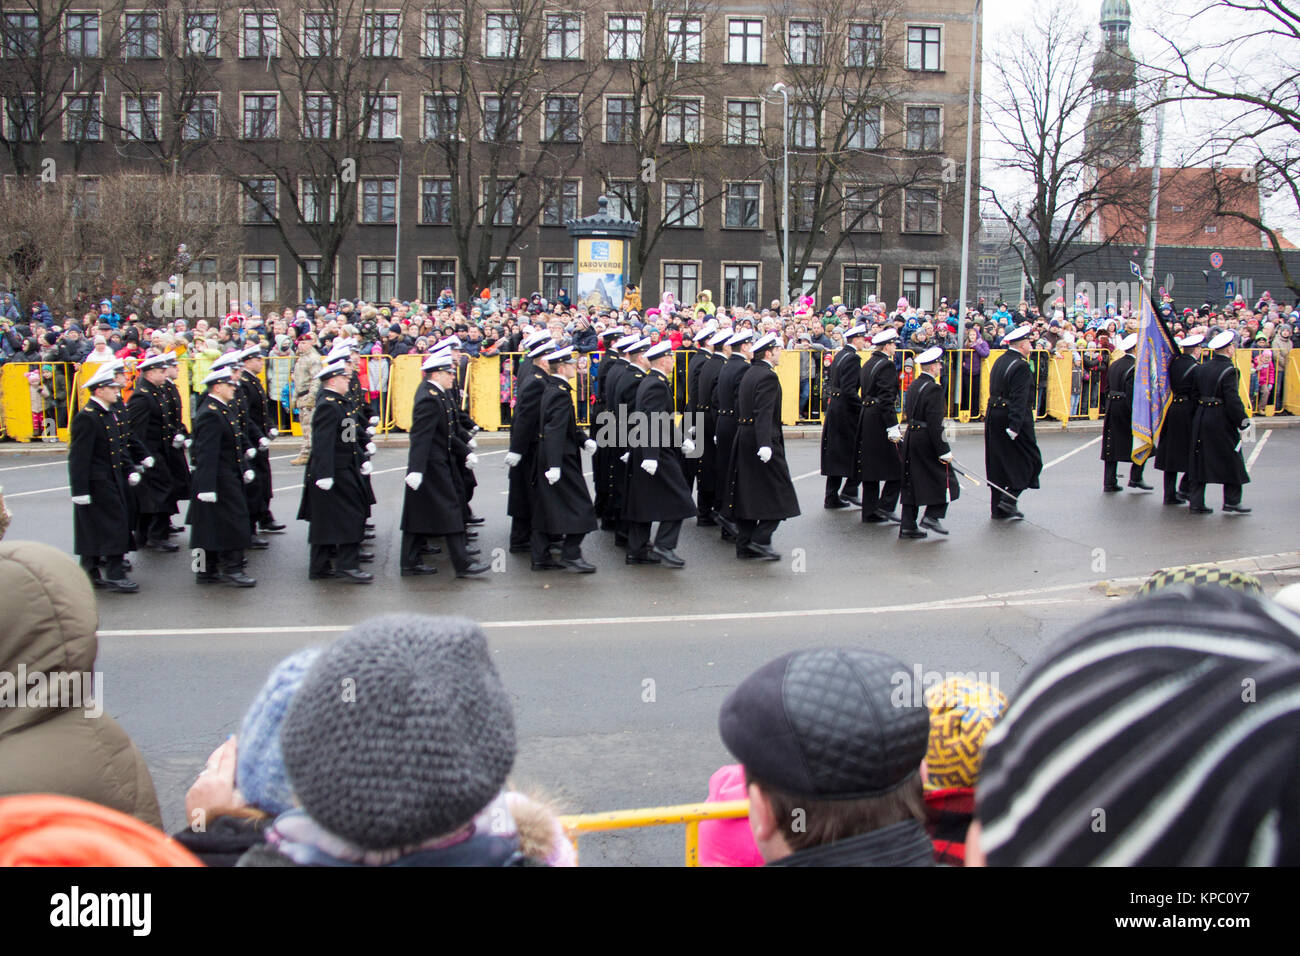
[1247,430,1271,471]
[1043,435,1102,470]
[0,458,65,473]
[5,483,69,499]
[793,470,821,481]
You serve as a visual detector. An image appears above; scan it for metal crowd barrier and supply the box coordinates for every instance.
[559,799,750,867]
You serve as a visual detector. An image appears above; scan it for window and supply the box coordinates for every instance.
[241,11,278,58]
[360,258,395,301]
[905,106,941,150]
[793,183,817,231]
[723,263,758,308]
[363,11,400,57]
[364,93,399,139]
[792,266,818,301]
[423,11,461,56]
[242,93,278,139]
[303,93,335,139]
[301,258,336,302]
[541,179,579,225]
[606,15,640,59]
[123,11,160,58]
[907,25,940,71]
[544,95,580,142]
[663,97,700,144]
[1204,225,1217,234]
[123,94,160,141]
[842,265,877,307]
[421,258,456,302]
[604,179,635,219]
[243,178,277,223]
[183,94,219,140]
[190,256,218,280]
[728,18,762,64]
[541,261,574,302]
[66,12,100,57]
[903,187,940,232]
[846,104,881,149]
[485,12,520,58]
[302,11,336,56]
[71,176,100,220]
[664,181,700,227]
[299,177,337,223]
[726,100,760,145]
[790,102,818,148]
[545,13,581,59]
[787,19,822,65]
[1171,204,1184,213]
[422,93,459,139]
[724,182,759,228]
[361,177,397,223]
[481,94,519,141]
[184,12,218,56]
[843,185,881,231]
[662,262,698,304]
[4,95,36,142]
[244,257,278,304]
[901,267,936,311]
[482,179,517,225]
[64,94,101,141]
[420,178,452,223]
[605,96,635,143]
[3,12,38,57]
[183,176,221,221]
[495,260,519,300]
[666,17,700,62]
[846,22,881,68]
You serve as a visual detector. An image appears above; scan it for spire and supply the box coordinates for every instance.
[1085,0,1141,168]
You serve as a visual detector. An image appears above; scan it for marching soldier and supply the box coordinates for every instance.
[596,333,636,532]
[505,332,556,552]
[625,340,696,567]
[899,347,958,540]
[693,328,731,526]
[400,349,490,578]
[235,345,285,532]
[531,346,598,572]
[589,328,623,522]
[68,364,147,592]
[1101,333,1151,492]
[126,353,177,551]
[188,366,256,587]
[436,334,484,527]
[609,336,652,548]
[712,330,754,537]
[984,325,1043,520]
[682,320,717,501]
[1155,333,1202,505]
[1187,330,1252,515]
[856,329,903,523]
[299,362,373,582]
[729,333,799,560]
[337,341,381,540]
[207,350,269,552]
[822,324,867,509]
[161,352,191,535]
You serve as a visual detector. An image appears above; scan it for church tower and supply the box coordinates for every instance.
[1084,0,1142,167]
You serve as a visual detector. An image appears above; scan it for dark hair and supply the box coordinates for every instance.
[747,770,926,853]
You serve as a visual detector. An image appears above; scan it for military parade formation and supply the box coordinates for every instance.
[65,318,1254,590]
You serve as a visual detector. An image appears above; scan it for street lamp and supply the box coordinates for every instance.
[770,82,790,307]
[391,136,403,302]
[956,0,981,409]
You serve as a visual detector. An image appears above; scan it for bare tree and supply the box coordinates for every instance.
[0,176,97,306]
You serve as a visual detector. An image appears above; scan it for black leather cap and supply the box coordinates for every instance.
[719,648,929,799]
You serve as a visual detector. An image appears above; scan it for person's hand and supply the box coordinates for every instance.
[365,441,376,455]
[245,447,257,460]
[405,472,423,490]
[360,460,373,476]
[268,428,279,438]
[545,467,561,485]
[465,452,479,469]
[240,468,254,483]
[258,437,270,449]
[939,451,953,463]
[127,471,141,486]
[184,438,192,450]
[369,416,379,426]
[71,494,91,505]
[886,425,902,442]
[503,452,521,468]
[757,446,772,463]
[682,438,696,455]
[185,738,246,828]
[172,434,186,448]
[315,477,334,491]
[620,452,629,463]
[468,436,478,449]
[366,426,377,437]
[641,458,658,476]
[1006,429,1018,441]
[197,491,217,503]
[583,438,597,454]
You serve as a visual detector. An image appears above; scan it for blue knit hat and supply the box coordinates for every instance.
[236,647,322,816]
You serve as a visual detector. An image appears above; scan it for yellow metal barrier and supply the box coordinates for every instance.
[559,800,750,867]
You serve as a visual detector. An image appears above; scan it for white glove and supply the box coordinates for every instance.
[757,446,772,463]
[172,434,186,448]
[504,452,522,468]
[886,425,902,442]
[713,435,718,445]
[465,453,479,469]
[365,441,376,455]
[245,447,257,460]
[620,452,630,463]
[688,425,697,439]
[258,437,270,449]
[360,460,373,475]
[184,439,192,450]
[583,438,597,454]
[71,494,91,505]
[268,428,279,438]
[243,469,256,483]
[197,491,217,503]
[545,466,561,485]
[1006,429,1018,441]
[127,471,141,486]
[315,477,334,491]
[366,426,377,437]
[468,437,479,449]
[405,472,423,490]
[939,451,953,462]
[682,439,696,455]
[369,416,379,426]
[142,456,156,469]
[641,458,658,476]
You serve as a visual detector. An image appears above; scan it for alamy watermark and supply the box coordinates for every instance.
[889,665,1001,709]
[151,279,263,321]
[591,410,704,457]
[0,665,103,718]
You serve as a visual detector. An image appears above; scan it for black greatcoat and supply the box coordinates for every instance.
[68,400,136,557]
[448,376,478,500]
[1155,353,1198,473]
[609,364,646,516]
[507,365,548,519]
[712,355,750,497]
[856,353,902,482]
[682,349,709,485]
[236,368,273,510]
[533,376,598,535]
[435,382,471,508]
[186,394,252,552]
[126,381,173,514]
[345,371,378,508]
[901,374,959,507]
[730,361,801,521]
[821,346,863,478]
[1100,354,1136,463]
[401,381,466,536]
[985,351,1043,491]
[1188,354,1250,486]
[297,390,368,545]
[624,369,696,523]
[694,352,726,498]
[163,379,192,506]
[595,356,629,513]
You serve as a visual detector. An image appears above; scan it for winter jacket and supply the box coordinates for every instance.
[0,541,164,830]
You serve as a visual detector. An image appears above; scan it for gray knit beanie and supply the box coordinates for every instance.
[280,615,516,850]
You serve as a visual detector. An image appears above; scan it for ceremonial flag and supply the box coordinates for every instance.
[1131,267,1176,465]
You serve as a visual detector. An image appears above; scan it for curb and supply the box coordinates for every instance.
[1094,550,1300,597]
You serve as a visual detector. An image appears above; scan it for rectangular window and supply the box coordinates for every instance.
[606,15,640,59]
[420,178,452,223]
[482,94,519,141]
[183,176,221,222]
[183,94,219,140]
[844,185,881,231]
[299,177,337,223]
[423,11,461,56]
[846,104,881,149]
[66,12,100,57]
[727,18,762,64]
[901,267,936,311]
[4,95,37,142]
[363,11,400,56]
[302,11,336,56]
[726,100,760,145]
[846,22,881,68]
[421,258,456,302]
[71,176,100,220]
[303,93,335,139]
[65,93,101,141]
[541,260,574,301]
[787,19,822,65]
[666,17,700,62]
[360,258,395,301]
[242,93,278,139]
[123,11,160,58]
[907,25,940,71]
[243,178,277,223]
[545,13,581,59]
[191,256,218,279]
[793,183,817,231]
[245,257,277,304]
[423,93,459,139]
[604,179,635,219]
[905,105,941,150]
[541,179,579,225]
[361,177,397,223]
[301,258,328,301]
[123,94,160,141]
[790,102,817,148]
[724,182,759,228]
[495,259,518,300]
[3,12,38,57]
[241,11,278,58]
[842,265,878,307]
[723,263,758,308]
[483,180,517,225]
[663,97,700,144]
[662,262,698,304]
[544,95,580,142]
[484,12,520,58]
[364,93,399,139]
[605,96,635,143]
[184,12,219,56]
[903,187,940,232]
[664,181,700,227]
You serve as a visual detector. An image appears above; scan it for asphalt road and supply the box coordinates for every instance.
[2,427,1295,865]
